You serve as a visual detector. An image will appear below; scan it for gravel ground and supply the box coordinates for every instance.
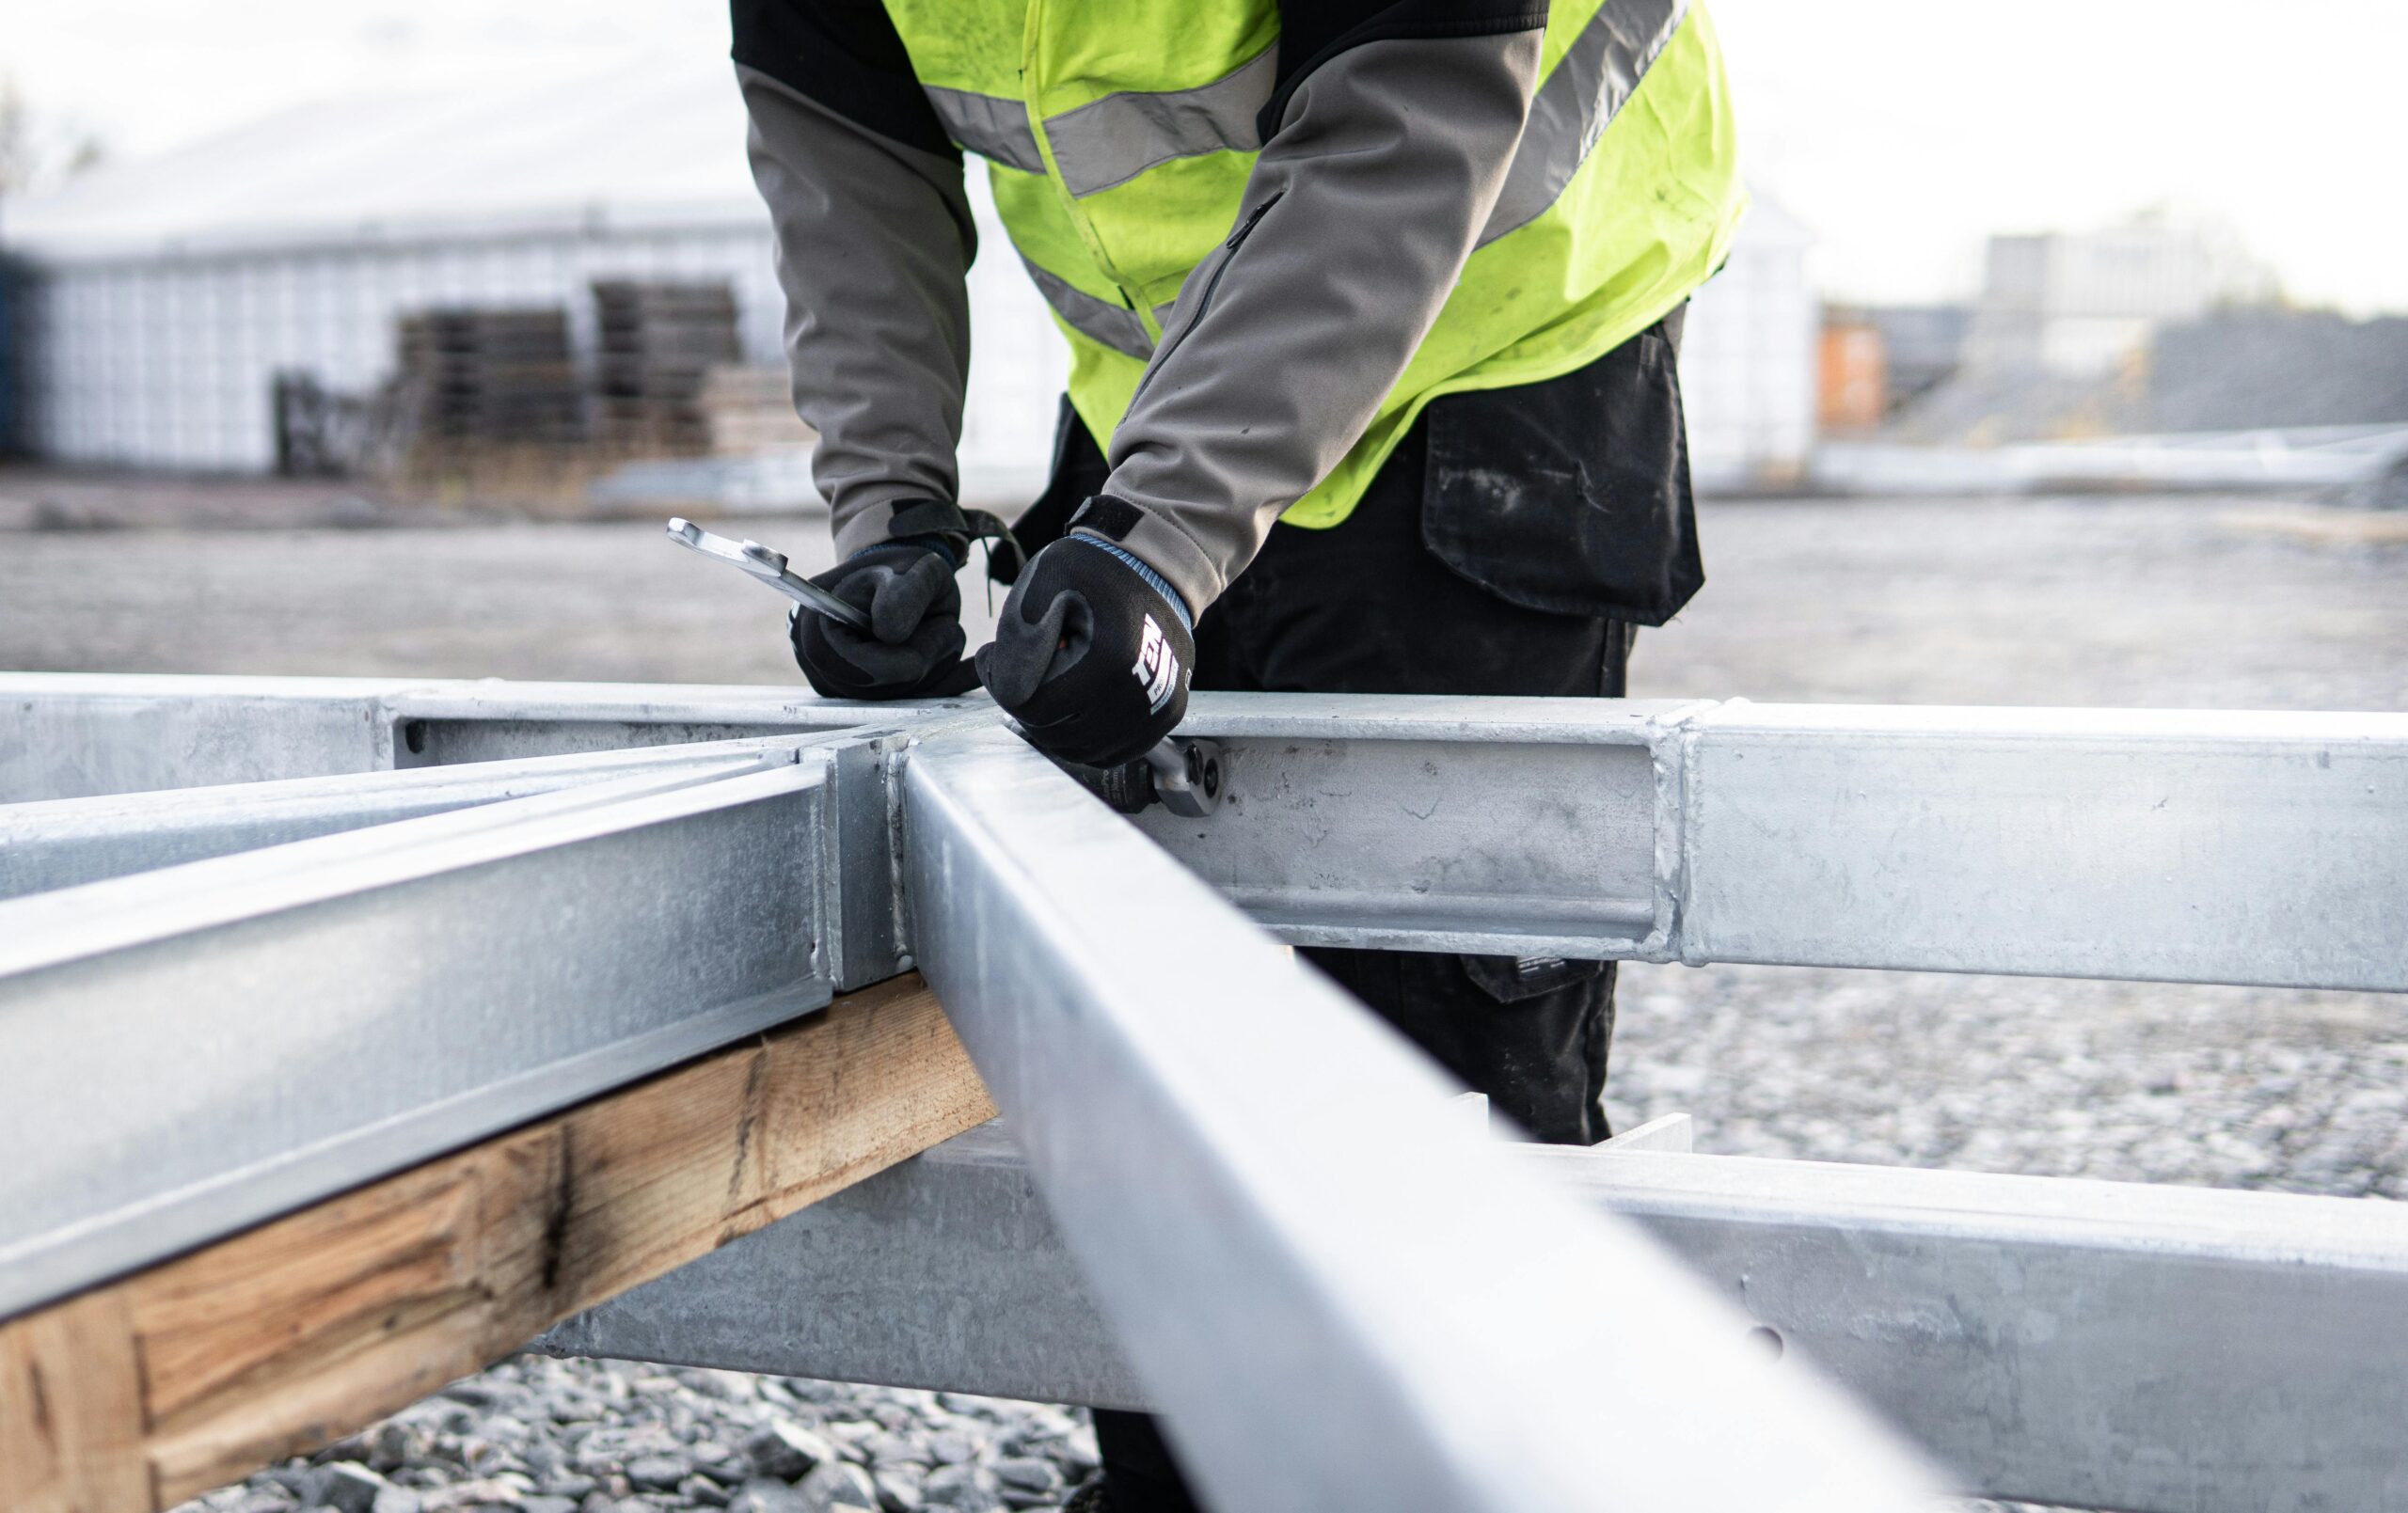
[8,490,2401,1510]
[173,1358,1099,1513]
[1608,972,2408,1196]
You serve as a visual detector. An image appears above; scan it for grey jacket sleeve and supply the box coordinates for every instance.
[738,62,977,558]
[1091,32,1544,615]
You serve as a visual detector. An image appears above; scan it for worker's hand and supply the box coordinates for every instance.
[790,543,980,701]
[974,530,1193,767]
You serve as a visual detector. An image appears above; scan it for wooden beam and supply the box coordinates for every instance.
[0,975,994,1513]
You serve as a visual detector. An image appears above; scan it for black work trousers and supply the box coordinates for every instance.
[1193,425,1633,1148]
[1054,390,1650,1513]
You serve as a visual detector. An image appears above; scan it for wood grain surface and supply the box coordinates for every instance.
[0,974,992,1513]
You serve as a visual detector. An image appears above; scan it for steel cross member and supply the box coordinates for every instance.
[5,672,2406,1513]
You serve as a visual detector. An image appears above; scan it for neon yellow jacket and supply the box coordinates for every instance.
[735,0,1743,612]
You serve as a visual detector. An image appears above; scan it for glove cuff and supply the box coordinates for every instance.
[834,496,1029,582]
[1070,535,1194,632]
[1069,495,1222,620]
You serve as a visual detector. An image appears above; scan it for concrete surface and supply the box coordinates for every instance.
[3,495,2404,715]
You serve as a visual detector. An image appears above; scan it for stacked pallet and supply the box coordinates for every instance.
[593,281,743,454]
[697,363,818,456]
[391,307,585,451]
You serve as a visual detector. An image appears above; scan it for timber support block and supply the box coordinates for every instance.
[0,975,991,1513]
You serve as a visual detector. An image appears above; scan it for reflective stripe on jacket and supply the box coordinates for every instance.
[887,0,1745,532]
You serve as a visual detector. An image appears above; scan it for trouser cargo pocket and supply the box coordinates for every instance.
[1419,313,1703,627]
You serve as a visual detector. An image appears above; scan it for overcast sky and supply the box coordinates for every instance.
[7,0,2406,312]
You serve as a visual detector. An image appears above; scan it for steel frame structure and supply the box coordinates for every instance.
[5,671,2405,1512]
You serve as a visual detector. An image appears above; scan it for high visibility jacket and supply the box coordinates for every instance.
[733,0,1743,612]
[891,0,1741,529]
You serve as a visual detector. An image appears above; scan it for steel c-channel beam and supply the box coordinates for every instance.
[898,724,1936,1513]
[547,1116,2408,1513]
[0,752,837,1319]
[1133,694,2408,990]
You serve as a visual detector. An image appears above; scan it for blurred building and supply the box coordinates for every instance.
[1962,209,2276,379]
[3,61,1814,495]
[1680,196,1815,488]
[1816,314,1885,433]
[1,57,1061,494]
[1814,303,1976,429]
[1863,305,1972,412]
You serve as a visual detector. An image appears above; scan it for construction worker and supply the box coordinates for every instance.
[736,0,1741,1504]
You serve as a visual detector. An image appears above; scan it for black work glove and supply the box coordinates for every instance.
[790,542,981,701]
[974,530,1194,767]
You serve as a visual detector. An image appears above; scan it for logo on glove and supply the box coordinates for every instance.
[1132,614,1180,714]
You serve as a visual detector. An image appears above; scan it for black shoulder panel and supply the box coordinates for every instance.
[1261,0,1551,137]
[733,0,958,159]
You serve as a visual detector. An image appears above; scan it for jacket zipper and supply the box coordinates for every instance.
[1131,190,1284,402]
[1024,0,1144,332]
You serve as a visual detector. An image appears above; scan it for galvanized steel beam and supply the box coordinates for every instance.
[1556,1143,2408,1512]
[374,684,936,768]
[898,724,1933,1513]
[1129,695,1672,957]
[0,735,832,899]
[17,676,2401,989]
[1142,694,2408,990]
[0,672,957,802]
[8,672,2406,1513]
[2,672,436,801]
[1665,701,2408,990]
[0,749,839,1319]
[549,1117,2408,1513]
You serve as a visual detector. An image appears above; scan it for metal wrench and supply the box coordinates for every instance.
[665,516,1219,815]
[665,517,870,632]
